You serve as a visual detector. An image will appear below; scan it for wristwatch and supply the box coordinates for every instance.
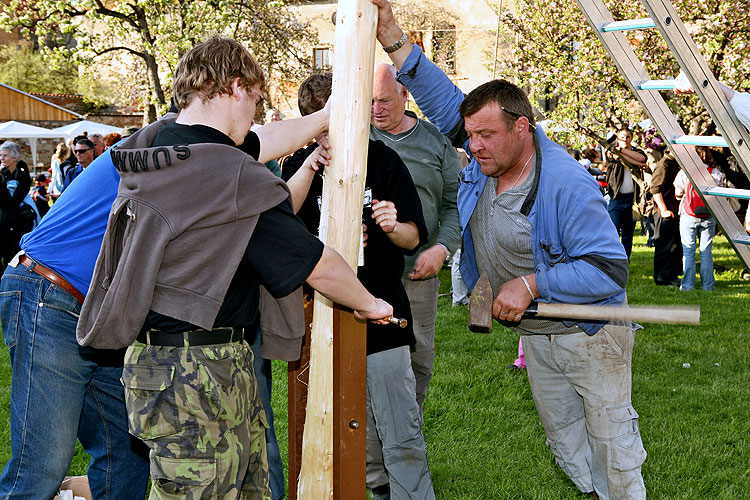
[437,243,451,262]
[383,32,408,53]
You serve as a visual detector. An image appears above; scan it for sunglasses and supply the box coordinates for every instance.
[501,107,536,131]
[74,148,92,154]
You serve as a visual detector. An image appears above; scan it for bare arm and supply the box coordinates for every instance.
[286,145,330,212]
[371,199,419,250]
[306,245,393,322]
[652,192,674,218]
[619,147,647,169]
[255,101,330,163]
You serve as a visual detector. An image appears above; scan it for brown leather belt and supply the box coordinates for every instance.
[19,254,85,304]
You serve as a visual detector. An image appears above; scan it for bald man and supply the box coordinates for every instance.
[370,63,461,417]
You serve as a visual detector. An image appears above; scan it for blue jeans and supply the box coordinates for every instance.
[0,262,149,500]
[607,194,635,258]
[247,322,285,500]
[680,214,716,291]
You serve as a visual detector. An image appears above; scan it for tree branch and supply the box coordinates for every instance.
[95,45,146,59]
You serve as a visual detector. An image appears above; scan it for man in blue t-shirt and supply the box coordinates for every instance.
[0,151,151,500]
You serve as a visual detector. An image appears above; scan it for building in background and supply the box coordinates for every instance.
[272,0,516,119]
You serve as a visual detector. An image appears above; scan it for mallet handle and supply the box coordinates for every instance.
[384,316,408,328]
[528,303,700,325]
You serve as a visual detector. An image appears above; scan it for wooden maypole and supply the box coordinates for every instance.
[297,1,378,499]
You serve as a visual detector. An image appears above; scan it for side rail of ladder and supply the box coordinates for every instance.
[575,0,750,268]
[640,0,750,178]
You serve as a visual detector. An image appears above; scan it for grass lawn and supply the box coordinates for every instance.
[2,233,749,498]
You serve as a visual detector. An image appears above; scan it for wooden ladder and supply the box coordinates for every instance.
[575,0,750,266]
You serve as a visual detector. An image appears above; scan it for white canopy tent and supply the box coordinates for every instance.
[50,120,122,141]
[0,121,65,167]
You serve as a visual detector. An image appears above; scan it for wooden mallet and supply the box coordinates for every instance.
[468,274,700,333]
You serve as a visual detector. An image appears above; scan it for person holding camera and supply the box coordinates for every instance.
[605,128,648,259]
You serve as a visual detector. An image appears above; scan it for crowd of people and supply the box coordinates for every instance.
[0,130,130,269]
[565,122,746,292]
[0,1,749,499]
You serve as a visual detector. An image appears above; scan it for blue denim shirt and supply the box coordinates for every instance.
[396,46,629,334]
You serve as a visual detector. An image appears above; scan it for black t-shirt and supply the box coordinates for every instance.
[282,139,427,355]
[144,122,324,333]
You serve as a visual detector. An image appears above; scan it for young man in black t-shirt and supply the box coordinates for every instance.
[81,39,394,500]
[283,73,435,500]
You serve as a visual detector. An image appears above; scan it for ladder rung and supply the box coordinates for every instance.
[636,79,675,90]
[600,18,656,32]
[703,186,750,200]
[670,135,728,147]
[732,235,750,245]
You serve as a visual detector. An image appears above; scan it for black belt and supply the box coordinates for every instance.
[615,191,634,200]
[136,327,244,347]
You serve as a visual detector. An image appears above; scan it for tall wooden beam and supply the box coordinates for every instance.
[297,1,377,499]
[287,291,313,500]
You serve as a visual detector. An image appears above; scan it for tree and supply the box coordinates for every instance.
[0,44,78,95]
[0,0,318,121]
[495,0,750,146]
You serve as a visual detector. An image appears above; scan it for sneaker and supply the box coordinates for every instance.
[655,279,681,287]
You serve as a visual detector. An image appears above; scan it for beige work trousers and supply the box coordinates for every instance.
[523,323,647,500]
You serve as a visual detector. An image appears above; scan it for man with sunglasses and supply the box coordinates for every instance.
[62,137,97,192]
[370,2,646,499]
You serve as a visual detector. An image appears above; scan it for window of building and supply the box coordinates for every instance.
[314,47,331,71]
[432,27,456,75]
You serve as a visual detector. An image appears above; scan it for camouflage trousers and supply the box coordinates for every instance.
[122,340,271,500]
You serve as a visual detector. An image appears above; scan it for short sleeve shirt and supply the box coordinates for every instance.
[283,139,428,354]
[144,123,324,333]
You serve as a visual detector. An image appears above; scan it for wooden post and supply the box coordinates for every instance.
[297,1,377,499]
[332,306,367,499]
[287,291,313,500]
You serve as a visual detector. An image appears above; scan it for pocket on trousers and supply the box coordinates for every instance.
[197,347,252,429]
[607,404,647,472]
[600,324,633,363]
[122,364,180,440]
[385,382,421,443]
[151,455,217,499]
[0,290,21,349]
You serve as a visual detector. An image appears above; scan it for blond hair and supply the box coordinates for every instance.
[54,142,69,162]
[172,36,265,110]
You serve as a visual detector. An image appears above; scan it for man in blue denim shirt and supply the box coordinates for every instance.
[371,2,647,498]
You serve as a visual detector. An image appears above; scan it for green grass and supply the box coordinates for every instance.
[2,233,750,498]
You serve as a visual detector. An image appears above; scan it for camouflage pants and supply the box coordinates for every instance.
[122,340,271,500]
